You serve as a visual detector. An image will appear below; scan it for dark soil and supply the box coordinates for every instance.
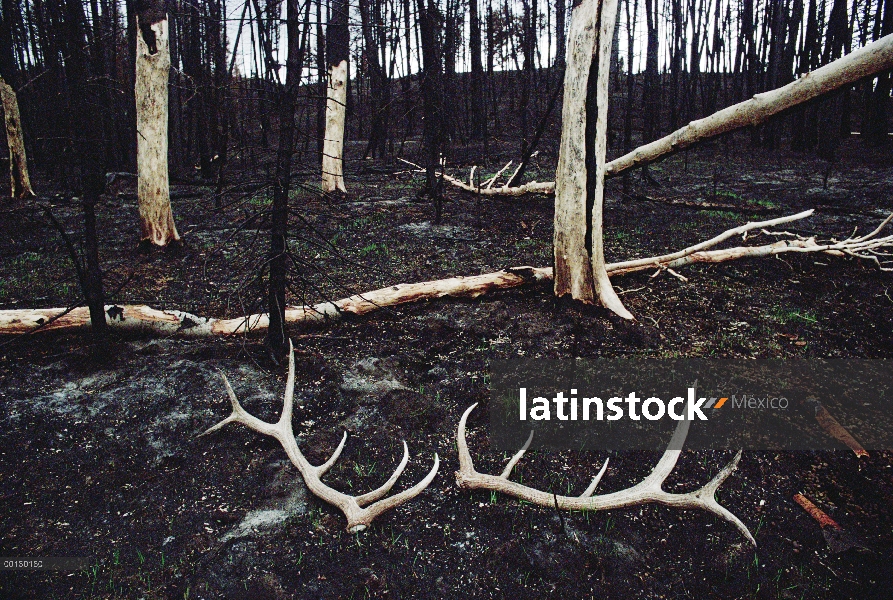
[2,137,893,598]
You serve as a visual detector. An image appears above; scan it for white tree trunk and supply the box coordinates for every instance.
[322,59,348,193]
[0,76,35,199]
[136,16,180,246]
[553,0,631,318]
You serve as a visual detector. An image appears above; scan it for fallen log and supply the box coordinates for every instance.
[0,269,553,337]
[441,33,893,198]
[3,210,891,337]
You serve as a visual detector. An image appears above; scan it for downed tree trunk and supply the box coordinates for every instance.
[0,269,552,336]
[440,32,893,197]
[4,210,891,337]
[0,75,35,199]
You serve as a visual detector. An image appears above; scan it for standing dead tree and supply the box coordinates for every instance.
[135,1,180,247]
[416,0,446,221]
[0,75,33,199]
[553,0,629,316]
[322,0,349,193]
[0,0,32,200]
[267,0,308,359]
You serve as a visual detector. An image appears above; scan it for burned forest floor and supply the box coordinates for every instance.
[2,136,893,598]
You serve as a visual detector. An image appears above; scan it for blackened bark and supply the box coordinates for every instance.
[792,0,820,150]
[469,0,487,140]
[316,0,326,156]
[209,0,230,194]
[64,0,106,336]
[555,0,566,67]
[267,0,305,358]
[328,0,349,71]
[416,0,444,207]
[817,0,849,161]
[359,0,389,158]
[623,0,638,193]
[520,0,535,156]
[865,0,893,145]
[643,0,660,144]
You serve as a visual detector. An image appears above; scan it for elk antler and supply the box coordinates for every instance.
[201,341,440,532]
[455,404,755,545]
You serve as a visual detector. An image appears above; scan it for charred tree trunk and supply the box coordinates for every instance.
[519,0,536,157]
[359,0,389,158]
[316,0,326,156]
[762,0,788,149]
[0,0,34,199]
[209,0,229,194]
[865,0,893,145]
[469,0,487,140]
[322,0,348,192]
[64,0,106,336]
[792,0,821,150]
[556,0,566,67]
[817,0,850,162]
[416,0,445,220]
[443,0,458,141]
[741,0,761,146]
[642,0,660,178]
[669,0,684,130]
[622,0,637,193]
[135,1,179,247]
[268,0,305,358]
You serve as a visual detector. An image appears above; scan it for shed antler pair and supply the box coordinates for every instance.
[456,404,756,545]
[202,349,752,543]
[201,340,440,532]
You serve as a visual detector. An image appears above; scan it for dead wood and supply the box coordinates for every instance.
[4,210,891,337]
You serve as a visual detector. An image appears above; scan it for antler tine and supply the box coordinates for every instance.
[315,431,348,476]
[203,341,440,532]
[637,418,692,490]
[456,403,480,479]
[578,458,610,498]
[355,441,411,506]
[279,339,297,428]
[199,371,278,438]
[455,404,755,545]
[349,452,440,532]
[672,450,756,546]
[499,430,533,479]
